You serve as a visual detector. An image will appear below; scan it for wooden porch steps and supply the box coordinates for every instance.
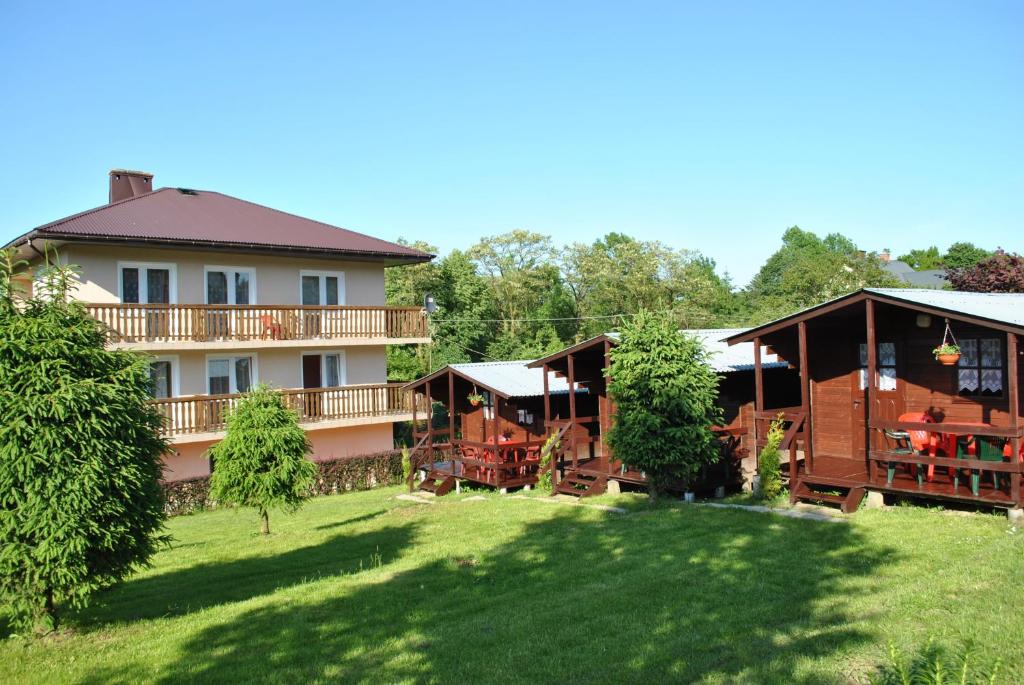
[418,471,457,497]
[792,477,865,514]
[556,470,608,498]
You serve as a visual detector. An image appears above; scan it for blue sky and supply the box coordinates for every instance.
[1,1,1020,285]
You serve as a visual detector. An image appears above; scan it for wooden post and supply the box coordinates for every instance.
[448,371,457,478]
[798,321,814,476]
[494,396,502,489]
[568,352,578,469]
[753,336,764,477]
[542,363,557,489]
[1008,332,1021,506]
[865,299,878,483]
[425,379,433,470]
[604,339,614,471]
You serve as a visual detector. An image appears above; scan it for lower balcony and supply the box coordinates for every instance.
[152,383,426,443]
[86,304,430,350]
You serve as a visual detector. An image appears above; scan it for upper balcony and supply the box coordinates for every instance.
[85,303,430,351]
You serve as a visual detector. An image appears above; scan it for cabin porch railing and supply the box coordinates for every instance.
[85,303,428,343]
[868,419,1024,505]
[151,382,425,437]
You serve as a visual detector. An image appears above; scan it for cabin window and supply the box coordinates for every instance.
[859,342,897,391]
[481,390,494,420]
[957,338,1003,397]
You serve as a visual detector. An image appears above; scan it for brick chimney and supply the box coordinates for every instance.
[109,169,154,203]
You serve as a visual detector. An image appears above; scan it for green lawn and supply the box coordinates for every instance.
[2,487,1022,684]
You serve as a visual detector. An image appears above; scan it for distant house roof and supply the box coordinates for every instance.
[882,260,947,287]
[727,288,1024,344]
[4,187,432,265]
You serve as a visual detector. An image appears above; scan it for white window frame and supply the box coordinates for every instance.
[117,261,178,304]
[149,355,181,398]
[206,353,259,395]
[299,269,346,306]
[300,350,348,388]
[203,265,258,305]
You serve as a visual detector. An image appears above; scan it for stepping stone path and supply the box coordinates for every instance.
[695,502,846,523]
[396,494,435,505]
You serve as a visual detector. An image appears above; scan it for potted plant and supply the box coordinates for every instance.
[467,392,485,407]
[933,343,961,366]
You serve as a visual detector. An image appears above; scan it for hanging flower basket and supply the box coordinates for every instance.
[933,319,961,366]
[467,393,485,407]
[934,345,961,366]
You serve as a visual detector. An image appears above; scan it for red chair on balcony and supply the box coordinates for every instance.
[260,314,284,340]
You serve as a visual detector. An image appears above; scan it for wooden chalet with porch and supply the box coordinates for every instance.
[726,288,1024,514]
[404,361,594,495]
[527,329,801,497]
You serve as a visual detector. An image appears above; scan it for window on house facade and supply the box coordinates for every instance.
[205,267,254,305]
[958,338,1003,397]
[119,262,175,303]
[208,356,255,395]
[150,360,173,399]
[859,342,897,391]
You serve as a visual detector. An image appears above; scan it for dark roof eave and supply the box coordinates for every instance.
[526,334,617,368]
[11,231,433,266]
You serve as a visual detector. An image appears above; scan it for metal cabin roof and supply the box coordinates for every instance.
[604,329,785,372]
[5,187,432,264]
[527,328,785,374]
[726,288,1024,345]
[684,329,785,372]
[865,288,1024,327]
[448,360,576,398]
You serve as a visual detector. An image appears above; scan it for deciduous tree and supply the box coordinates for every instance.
[947,249,1024,293]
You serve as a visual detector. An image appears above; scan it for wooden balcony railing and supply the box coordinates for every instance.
[85,304,428,343]
[150,383,426,437]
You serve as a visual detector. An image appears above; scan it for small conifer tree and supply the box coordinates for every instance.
[208,385,316,535]
[0,249,168,631]
[606,309,723,499]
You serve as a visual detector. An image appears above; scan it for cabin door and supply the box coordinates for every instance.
[852,342,904,462]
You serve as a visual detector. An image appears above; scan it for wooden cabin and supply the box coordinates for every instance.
[726,288,1024,513]
[405,361,595,494]
[528,329,801,496]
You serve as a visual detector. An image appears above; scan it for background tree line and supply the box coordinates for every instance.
[386,226,1015,380]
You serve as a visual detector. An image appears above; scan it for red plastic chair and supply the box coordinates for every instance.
[894,412,935,481]
[260,314,283,340]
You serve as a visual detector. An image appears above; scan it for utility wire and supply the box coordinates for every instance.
[429,310,677,324]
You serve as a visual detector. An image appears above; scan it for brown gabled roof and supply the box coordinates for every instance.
[6,187,433,264]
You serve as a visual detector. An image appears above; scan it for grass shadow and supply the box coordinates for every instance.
[74,521,418,627]
[81,502,897,683]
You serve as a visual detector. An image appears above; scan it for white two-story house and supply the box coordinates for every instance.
[5,169,432,481]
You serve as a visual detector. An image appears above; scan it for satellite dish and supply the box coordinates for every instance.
[424,293,437,315]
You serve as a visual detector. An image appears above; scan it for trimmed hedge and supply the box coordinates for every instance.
[161,449,404,516]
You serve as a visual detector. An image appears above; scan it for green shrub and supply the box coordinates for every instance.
[868,639,1005,685]
[537,431,560,492]
[400,445,412,485]
[758,415,785,500]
